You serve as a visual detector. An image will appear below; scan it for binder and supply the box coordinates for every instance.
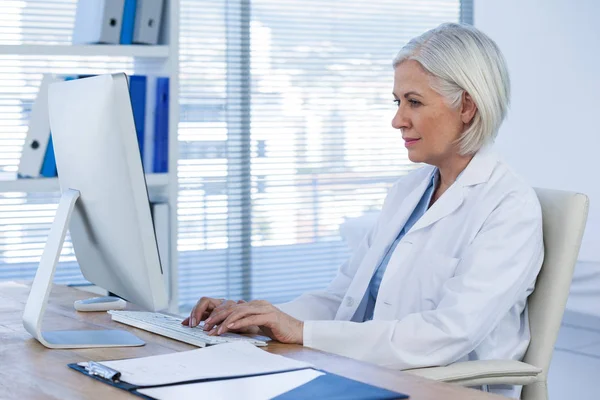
[128,75,147,160]
[72,0,126,44]
[133,0,165,45]
[119,0,137,45]
[39,135,57,177]
[152,77,169,173]
[274,372,407,399]
[18,75,60,178]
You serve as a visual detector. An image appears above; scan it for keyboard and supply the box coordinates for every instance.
[108,310,268,347]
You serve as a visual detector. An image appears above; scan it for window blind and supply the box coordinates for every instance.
[177,0,472,310]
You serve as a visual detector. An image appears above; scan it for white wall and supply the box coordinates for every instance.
[475,0,600,316]
[475,0,600,262]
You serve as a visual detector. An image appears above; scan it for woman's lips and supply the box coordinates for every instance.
[404,138,420,147]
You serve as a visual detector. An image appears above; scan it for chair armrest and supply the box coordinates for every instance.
[405,360,542,387]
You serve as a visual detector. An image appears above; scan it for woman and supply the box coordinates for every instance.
[182,23,543,397]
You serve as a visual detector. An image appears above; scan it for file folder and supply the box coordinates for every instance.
[72,0,126,44]
[133,0,165,45]
[119,0,137,44]
[18,75,60,178]
[138,369,325,399]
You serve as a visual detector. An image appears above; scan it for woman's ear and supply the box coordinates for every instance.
[460,92,477,125]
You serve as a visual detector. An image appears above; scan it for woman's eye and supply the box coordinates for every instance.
[393,99,421,107]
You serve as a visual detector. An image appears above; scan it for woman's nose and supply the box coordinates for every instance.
[391,107,409,130]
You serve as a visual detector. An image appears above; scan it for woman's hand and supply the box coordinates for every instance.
[181,296,223,327]
[181,297,260,334]
[204,300,304,345]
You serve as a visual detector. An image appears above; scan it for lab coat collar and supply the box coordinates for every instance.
[407,145,498,234]
[456,144,498,188]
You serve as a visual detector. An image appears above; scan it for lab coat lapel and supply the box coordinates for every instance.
[337,167,436,321]
[407,183,464,234]
[377,166,436,247]
[370,166,436,274]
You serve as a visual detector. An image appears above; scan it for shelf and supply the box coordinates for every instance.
[0,173,169,193]
[0,44,169,58]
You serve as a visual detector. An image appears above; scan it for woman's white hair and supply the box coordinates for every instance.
[393,23,510,155]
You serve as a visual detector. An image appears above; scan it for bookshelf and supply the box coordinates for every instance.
[0,44,170,58]
[0,0,180,313]
[0,173,169,193]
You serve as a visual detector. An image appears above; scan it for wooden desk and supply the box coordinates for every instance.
[0,282,503,400]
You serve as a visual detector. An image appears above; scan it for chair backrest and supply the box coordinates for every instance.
[522,188,588,389]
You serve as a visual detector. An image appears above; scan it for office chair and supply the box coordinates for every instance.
[406,188,589,400]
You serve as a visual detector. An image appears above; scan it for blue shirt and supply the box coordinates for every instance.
[364,170,438,321]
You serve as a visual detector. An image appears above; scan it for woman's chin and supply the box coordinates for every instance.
[406,149,424,163]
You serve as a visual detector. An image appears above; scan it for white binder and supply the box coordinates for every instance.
[133,0,165,45]
[18,75,60,178]
[151,202,170,299]
[72,0,126,44]
[143,76,157,172]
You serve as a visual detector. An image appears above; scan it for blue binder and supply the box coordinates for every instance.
[274,372,408,399]
[128,75,147,161]
[152,77,169,173]
[39,135,57,177]
[119,0,137,44]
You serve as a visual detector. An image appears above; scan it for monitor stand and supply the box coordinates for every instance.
[22,189,145,349]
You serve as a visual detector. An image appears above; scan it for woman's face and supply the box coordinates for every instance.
[392,60,474,165]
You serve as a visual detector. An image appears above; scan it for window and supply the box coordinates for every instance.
[0,0,472,310]
[177,0,472,309]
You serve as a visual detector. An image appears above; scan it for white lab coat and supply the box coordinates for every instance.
[277,146,544,395]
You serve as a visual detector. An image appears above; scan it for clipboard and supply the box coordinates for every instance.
[68,362,148,399]
[68,362,409,400]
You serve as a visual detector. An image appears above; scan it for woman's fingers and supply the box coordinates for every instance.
[203,304,237,331]
[185,299,271,335]
[217,304,272,335]
[191,299,301,344]
[184,297,223,327]
[182,311,210,326]
[203,300,246,331]
[225,314,270,332]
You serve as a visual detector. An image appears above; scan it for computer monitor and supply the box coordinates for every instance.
[22,73,168,348]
